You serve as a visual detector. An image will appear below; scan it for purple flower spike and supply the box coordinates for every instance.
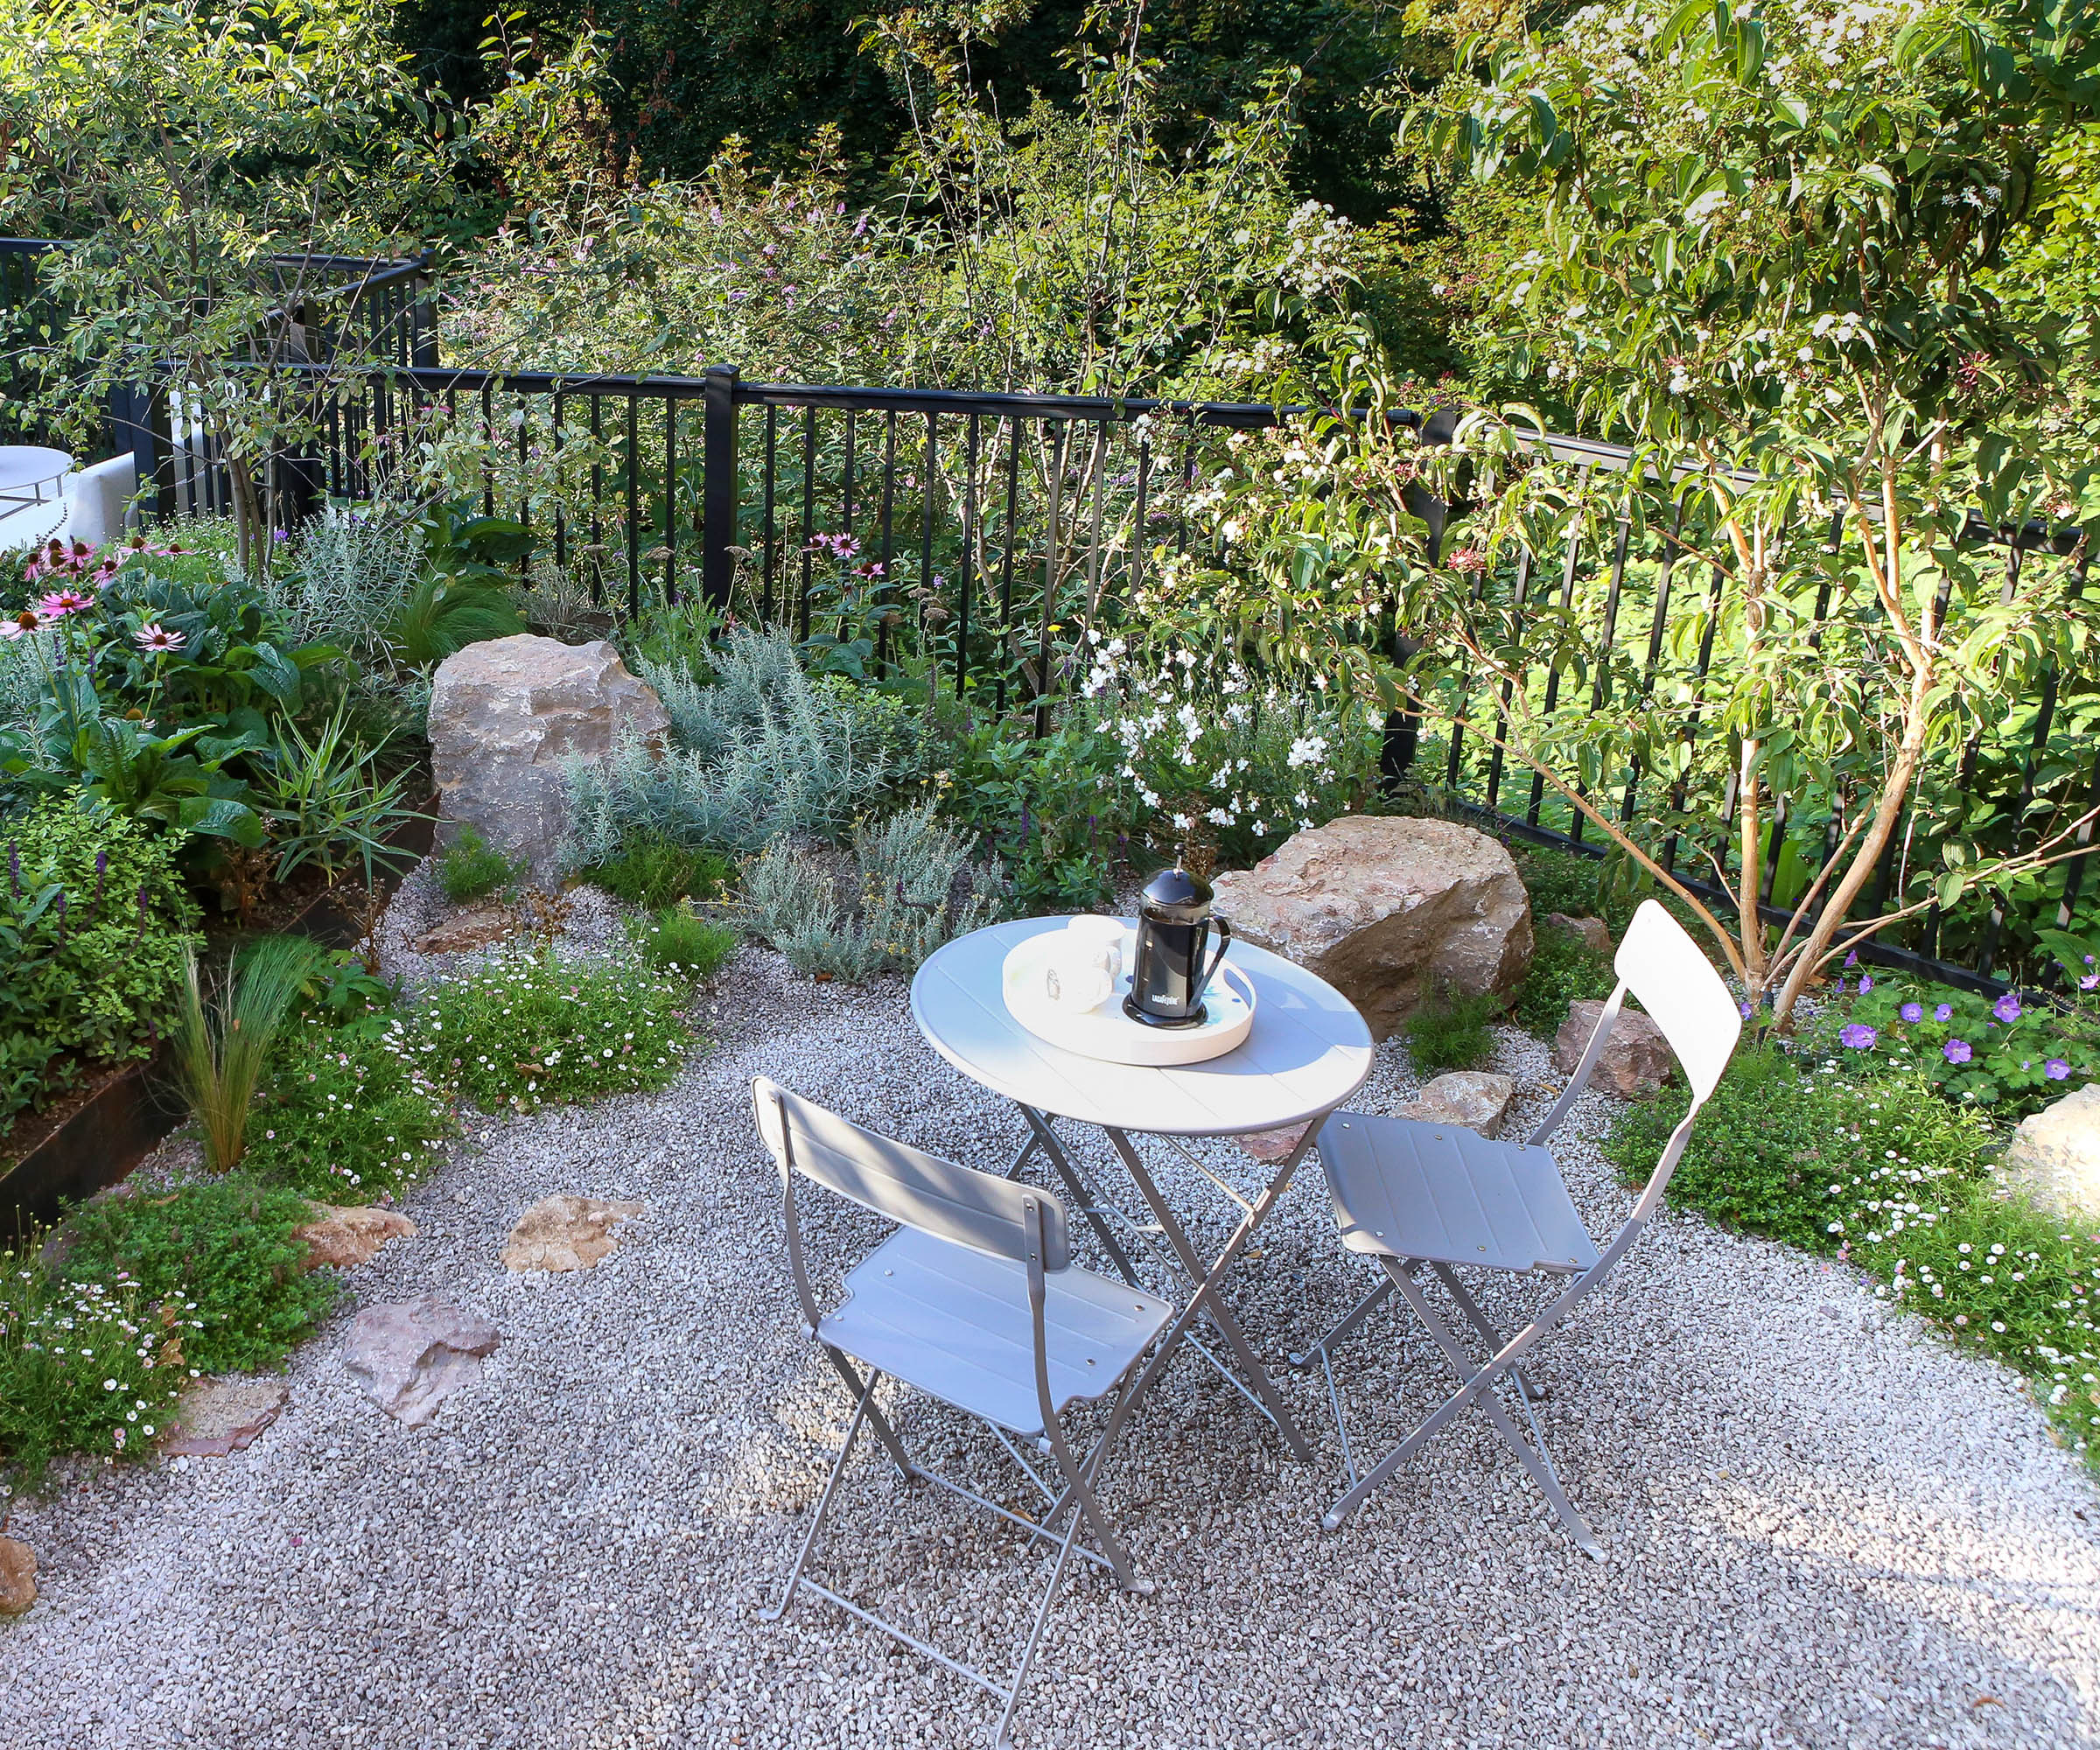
[1935,1004,1953,1022]
[1900,1002,1923,1024]
[1993,992,2022,1024]
[2046,1059,2071,1081]
[1839,1023,1878,1050]
[1942,1038,1973,1065]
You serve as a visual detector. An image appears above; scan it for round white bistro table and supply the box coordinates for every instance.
[0,446,72,522]
[911,914,1375,1460]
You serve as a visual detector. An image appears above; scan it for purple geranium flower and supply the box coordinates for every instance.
[1839,1023,1878,1050]
[1942,1038,1973,1065]
[1993,992,2022,1024]
[1900,1002,1923,1023]
[1844,950,1858,968]
[1858,974,1873,993]
[2046,1059,2071,1081]
[1935,1004,1953,1022]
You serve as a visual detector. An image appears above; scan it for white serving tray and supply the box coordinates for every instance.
[1001,928,1256,1067]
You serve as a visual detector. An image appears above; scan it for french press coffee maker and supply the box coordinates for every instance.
[1124,864,1233,1028]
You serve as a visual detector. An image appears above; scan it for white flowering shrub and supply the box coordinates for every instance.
[418,948,694,1112]
[1077,634,1376,874]
[1,1253,197,1488]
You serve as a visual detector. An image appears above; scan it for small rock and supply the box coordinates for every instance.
[1211,816,1533,1041]
[164,1378,290,1458]
[412,904,522,956]
[343,1296,500,1427]
[1547,913,1614,956]
[1997,1083,2100,1223]
[1400,1070,1517,1138]
[1553,998,1676,1099]
[294,1205,417,1271]
[1235,1122,1313,1165]
[501,1194,647,1272]
[0,1536,34,1615]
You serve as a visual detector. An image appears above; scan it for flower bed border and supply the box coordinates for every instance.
[0,792,438,1232]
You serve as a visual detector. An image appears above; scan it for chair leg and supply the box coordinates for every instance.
[761,1372,876,1622]
[819,1344,917,1482]
[1320,1263,1603,1559]
[991,1511,1084,1750]
[1426,1261,1546,1402]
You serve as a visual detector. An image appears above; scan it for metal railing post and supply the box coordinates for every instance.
[703,364,740,612]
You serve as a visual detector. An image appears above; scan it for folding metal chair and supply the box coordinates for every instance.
[752,1076,1175,1748]
[1294,900,1742,1557]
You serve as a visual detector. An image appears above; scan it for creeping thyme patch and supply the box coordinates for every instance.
[246,1012,458,1204]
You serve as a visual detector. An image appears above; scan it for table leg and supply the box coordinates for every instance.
[1016,1106,1144,1288]
[1103,1125,1318,1462]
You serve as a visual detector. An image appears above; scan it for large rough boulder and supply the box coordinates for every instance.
[343,1297,500,1427]
[1998,1083,2100,1223]
[1211,816,1533,1040]
[428,634,668,887]
[1553,999,1674,1100]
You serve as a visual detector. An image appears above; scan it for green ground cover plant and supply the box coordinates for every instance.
[1802,965,2100,1118]
[1401,987,1499,1075]
[0,1241,199,1488]
[1605,1047,2100,1460]
[60,1177,339,1376]
[419,947,694,1110]
[246,1012,457,1204]
[584,835,731,911]
[625,904,738,981]
[438,825,521,905]
[1512,926,1616,1038]
[0,797,201,1124]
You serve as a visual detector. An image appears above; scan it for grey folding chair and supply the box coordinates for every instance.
[1294,900,1742,1557]
[752,1076,1174,1749]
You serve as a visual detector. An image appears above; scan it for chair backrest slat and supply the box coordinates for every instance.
[1612,900,1740,1104]
[752,1076,1071,1269]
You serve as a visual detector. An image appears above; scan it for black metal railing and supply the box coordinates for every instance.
[24,282,2094,993]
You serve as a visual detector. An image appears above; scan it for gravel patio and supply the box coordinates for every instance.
[3,943,2098,1750]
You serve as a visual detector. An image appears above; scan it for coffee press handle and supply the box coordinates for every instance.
[1192,916,1232,1004]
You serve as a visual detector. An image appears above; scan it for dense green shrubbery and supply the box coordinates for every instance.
[246,1013,457,1204]
[420,947,694,1110]
[1402,988,1499,1075]
[1605,1048,2100,1460]
[1512,926,1616,1038]
[0,797,200,1122]
[0,1240,198,1488]
[61,1177,339,1376]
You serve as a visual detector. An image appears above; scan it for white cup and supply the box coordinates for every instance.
[1041,946,1115,1012]
[1064,914,1126,984]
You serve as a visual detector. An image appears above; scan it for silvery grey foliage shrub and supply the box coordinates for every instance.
[271,504,424,659]
[564,628,905,860]
[739,802,1006,983]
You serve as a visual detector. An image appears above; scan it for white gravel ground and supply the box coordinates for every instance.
[4,936,2099,1750]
